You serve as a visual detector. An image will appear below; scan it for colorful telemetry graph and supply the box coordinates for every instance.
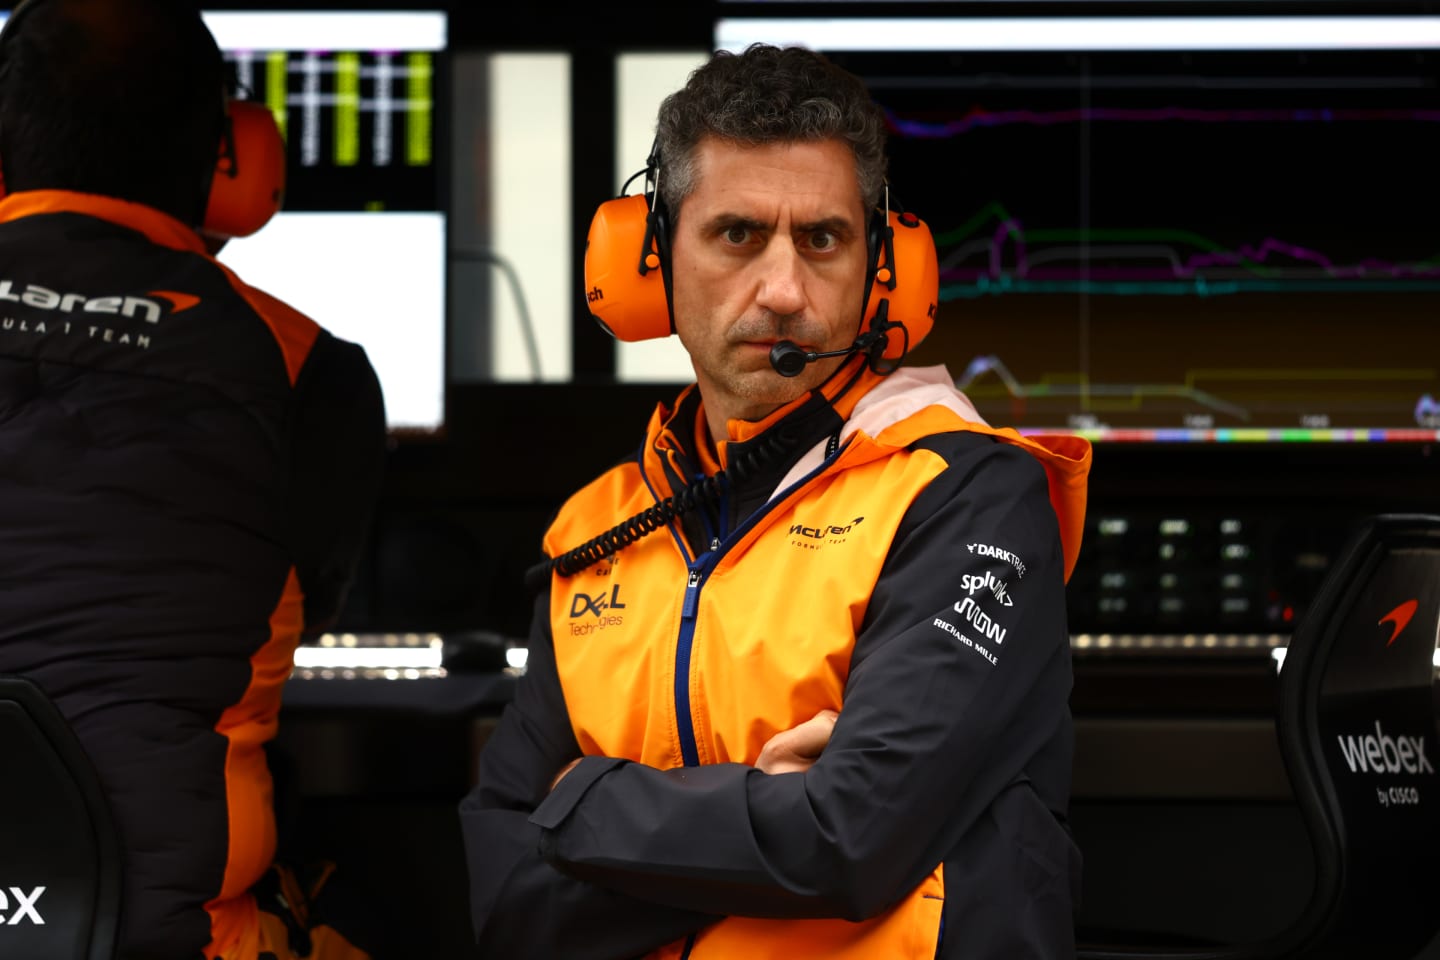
[226,50,435,170]
[935,200,1440,300]
[888,105,1440,299]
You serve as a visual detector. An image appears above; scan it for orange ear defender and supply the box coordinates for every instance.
[864,208,940,364]
[583,188,940,363]
[583,193,672,342]
[202,99,286,239]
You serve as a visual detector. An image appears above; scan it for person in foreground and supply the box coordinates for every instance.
[460,42,1093,960]
[0,0,387,956]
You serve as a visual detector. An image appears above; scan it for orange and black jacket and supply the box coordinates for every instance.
[461,357,1092,960]
[0,191,386,960]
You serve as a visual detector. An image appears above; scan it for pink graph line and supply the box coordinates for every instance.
[980,219,1440,280]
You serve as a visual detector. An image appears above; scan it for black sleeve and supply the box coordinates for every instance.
[458,587,720,960]
[528,438,1074,921]
[288,330,387,635]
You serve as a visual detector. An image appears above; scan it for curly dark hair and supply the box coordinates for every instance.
[0,0,227,225]
[653,43,888,220]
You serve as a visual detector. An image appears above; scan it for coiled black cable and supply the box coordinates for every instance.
[525,429,794,590]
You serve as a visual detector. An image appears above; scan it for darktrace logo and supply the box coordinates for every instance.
[568,583,626,636]
[966,542,1027,579]
[788,516,864,550]
[1379,598,1419,647]
[0,885,45,925]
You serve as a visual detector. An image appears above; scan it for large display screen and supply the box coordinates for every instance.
[207,11,447,434]
[717,15,1440,443]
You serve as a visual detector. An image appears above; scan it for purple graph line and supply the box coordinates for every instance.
[972,219,1440,280]
[889,106,1440,139]
[990,220,1027,278]
[1184,238,1440,279]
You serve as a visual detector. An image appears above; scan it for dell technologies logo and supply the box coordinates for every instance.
[567,583,626,636]
[0,886,45,925]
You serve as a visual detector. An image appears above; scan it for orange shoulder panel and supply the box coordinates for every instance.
[211,262,322,386]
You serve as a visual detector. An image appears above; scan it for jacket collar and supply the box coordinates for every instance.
[0,190,208,255]
[650,353,886,474]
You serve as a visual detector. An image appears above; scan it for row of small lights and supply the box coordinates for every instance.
[291,633,1439,680]
[1071,633,1287,652]
[291,633,528,678]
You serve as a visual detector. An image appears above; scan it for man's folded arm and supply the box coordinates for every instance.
[533,443,1074,922]
[459,587,719,959]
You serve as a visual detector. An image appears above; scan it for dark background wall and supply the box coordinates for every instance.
[238,1,1440,956]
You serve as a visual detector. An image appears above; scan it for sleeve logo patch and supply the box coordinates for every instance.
[967,542,1026,579]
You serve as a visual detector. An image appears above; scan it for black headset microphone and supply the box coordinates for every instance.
[768,330,887,378]
[768,292,903,378]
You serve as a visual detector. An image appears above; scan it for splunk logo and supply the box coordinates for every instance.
[1336,721,1434,776]
[0,280,200,324]
[0,886,45,925]
[960,570,1013,607]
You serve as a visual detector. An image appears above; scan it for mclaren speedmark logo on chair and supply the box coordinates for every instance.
[1378,598,1419,646]
[0,885,45,925]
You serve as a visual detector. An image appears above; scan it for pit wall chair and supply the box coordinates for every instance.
[0,674,122,960]
[1077,512,1440,960]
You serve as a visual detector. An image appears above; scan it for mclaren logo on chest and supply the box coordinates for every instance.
[788,516,864,550]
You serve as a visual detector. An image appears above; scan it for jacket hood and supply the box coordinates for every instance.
[768,364,1093,582]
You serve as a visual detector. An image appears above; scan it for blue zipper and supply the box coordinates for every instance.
[668,437,848,770]
[674,559,710,768]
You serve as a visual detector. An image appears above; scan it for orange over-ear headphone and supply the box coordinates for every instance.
[203,99,286,239]
[0,0,284,239]
[583,152,940,370]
